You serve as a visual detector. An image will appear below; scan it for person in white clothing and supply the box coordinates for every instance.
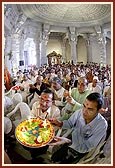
[19,74,33,102]
[51,77,65,108]
[88,78,102,94]
[31,89,61,132]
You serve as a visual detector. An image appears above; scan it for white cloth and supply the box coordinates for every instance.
[20,79,33,102]
[88,83,102,94]
[103,85,110,96]
[31,102,61,132]
[4,96,14,115]
[20,79,33,93]
[31,102,61,120]
[54,87,65,107]
[4,117,12,134]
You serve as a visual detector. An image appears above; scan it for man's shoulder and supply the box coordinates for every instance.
[84,89,91,95]
[71,87,78,92]
[51,104,60,111]
[33,101,40,106]
[97,113,108,127]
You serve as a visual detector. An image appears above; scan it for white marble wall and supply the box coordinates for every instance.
[4,4,111,75]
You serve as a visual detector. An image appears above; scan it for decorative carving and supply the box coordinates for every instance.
[47,51,62,65]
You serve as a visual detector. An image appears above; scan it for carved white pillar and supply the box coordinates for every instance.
[19,36,24,71]
[41,24,50,65]
[34,35,41,68]
[61,38,66,63]
[69,40,77,64]
[69,27,77,64]
[11,34,20,70]
[19,38,24,60]
[4,35,12,74]
[41,40,47,65]
[98,33,107,66]
[84,34,93,63]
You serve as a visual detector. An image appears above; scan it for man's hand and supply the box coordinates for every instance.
[99,107,108,114]
[63,90,70,97]
[19,86,24,91]
[49,136,71,146]
[48,118,63,127]
[53,93,59,100]
[29,84,35,89]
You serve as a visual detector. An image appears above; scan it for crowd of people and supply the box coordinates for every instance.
[4,62,111,164]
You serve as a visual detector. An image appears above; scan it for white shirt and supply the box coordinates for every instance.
[54,87,65,106]
[31,102,61,132]
[88,83,102,94]
[20,79,33,93]
[31,101,61,120]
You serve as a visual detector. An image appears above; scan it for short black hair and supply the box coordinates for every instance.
[86,92,103,110]
[42,89,54,99]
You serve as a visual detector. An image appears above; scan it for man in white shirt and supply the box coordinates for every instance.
[51,77,65,107]
[19,74,33,102]
[88,78,102,94]
[31,89,61,132]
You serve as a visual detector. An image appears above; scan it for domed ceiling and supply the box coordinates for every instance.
[20,3,111,27]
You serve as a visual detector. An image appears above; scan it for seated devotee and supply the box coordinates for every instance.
[19,74,33,102]
[56,71,67,88]
[88,77,102,94]
[17,89,61,160]
[100,87,111,121]
[31,89,61,132]
[86,69,94,83]
[48,68,57,81]
[103,80,111,97]
[61,77,91,120]
[65,72,78,90]
[28,75,48,109]
[13,70,23,85]
[61,68,71,88]
[98,76,109,94]
[28,70,36,83]
[99,87,111,140]
[51,77,65,108]
[4,66,12,91]
[49,93,108,164]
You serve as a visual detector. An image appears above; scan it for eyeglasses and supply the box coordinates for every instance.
[40,98,52,104]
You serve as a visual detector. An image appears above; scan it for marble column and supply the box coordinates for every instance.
[19,36,24,71]
[98,34,107,66]
[11,34,20,74]
[84,34,93,63]
[4,35,12,74]
[34,35,41,68]
[69,27,77,64]
[41,40,48,66]
[41,24,50,66]
[61,38,66,63]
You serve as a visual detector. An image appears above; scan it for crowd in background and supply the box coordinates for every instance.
[4,62,111,164]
